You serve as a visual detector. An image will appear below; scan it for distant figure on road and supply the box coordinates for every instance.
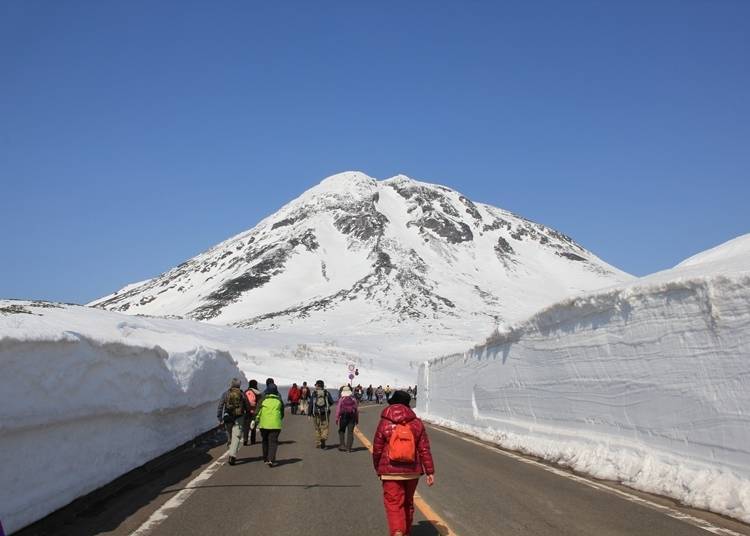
[299,381,311,415]
[367,384,374,402]
[242,379,262,446]
[336,385,359,452]
[217,377,251,466]
[375,385,385,404]
[310,379,334,449]
[255,380,284,467]
[372,390,435,536]
[288,382,301,415]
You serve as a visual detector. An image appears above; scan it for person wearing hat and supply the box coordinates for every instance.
[217,378,251,466]
[372,390,435,536]
[310,379,334,448]
[336,385,359,452]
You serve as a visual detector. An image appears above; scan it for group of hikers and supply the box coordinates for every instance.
[217,377,433,536]
[326,383,418,404]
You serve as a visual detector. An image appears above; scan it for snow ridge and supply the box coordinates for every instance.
[418,234,750,523]
[0,302,246,534]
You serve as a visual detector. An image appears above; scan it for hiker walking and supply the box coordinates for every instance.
[242,379,262,445]
[255,379,284,467]
[217,378,251,465]
[375,385,385,404]
[288,382,301,415]
[299,381,311,415]
[372,390,435,536]
[336,385,359,452]
[310,379,334,449]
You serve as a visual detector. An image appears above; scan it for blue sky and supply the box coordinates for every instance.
[2,1,748,304]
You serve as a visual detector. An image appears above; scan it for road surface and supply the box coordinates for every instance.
[17,402,750,536]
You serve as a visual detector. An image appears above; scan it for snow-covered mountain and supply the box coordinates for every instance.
[2,235,745,532]
[91,172,631,345]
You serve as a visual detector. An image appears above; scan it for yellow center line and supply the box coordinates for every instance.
[354,426,457,536]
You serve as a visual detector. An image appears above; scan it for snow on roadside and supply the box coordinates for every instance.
[417,234,750,523]
[0,299,412,533]
[0,302,247,534]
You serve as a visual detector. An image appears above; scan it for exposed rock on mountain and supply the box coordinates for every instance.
[91,172,632,343]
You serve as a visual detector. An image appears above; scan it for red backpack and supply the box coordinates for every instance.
[388,423,416,463]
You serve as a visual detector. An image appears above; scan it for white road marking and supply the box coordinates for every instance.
[430,424,747,536]
[129,450,229,535]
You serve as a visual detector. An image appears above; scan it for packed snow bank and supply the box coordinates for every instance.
[0,302,247,534]
[0,299,417,533]
[417,234,750,522]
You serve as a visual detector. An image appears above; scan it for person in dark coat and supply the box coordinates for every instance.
[372,390,435,536]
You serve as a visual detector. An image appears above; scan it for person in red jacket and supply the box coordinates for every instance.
[372,390,435,536]
[287,383,301,415]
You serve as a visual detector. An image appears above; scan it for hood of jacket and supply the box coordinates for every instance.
[381,403,416,425]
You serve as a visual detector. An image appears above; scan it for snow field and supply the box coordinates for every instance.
[417,247,750,522]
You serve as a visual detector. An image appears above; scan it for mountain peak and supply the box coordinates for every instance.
[314,171,376,192]
[91,172,632,346]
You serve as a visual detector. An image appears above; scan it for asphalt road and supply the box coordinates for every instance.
[17,402,750,536]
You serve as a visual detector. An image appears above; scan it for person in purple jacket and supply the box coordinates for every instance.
[336,385,359,452]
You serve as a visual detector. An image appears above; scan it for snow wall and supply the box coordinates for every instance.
[418,272,750,522]
[0,304,246,534]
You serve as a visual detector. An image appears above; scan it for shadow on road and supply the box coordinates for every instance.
[274,457,302,466]
[327,444,368,453]
[14,429,225,536]
[160,483,363,492]
[411,520,449,535]
[234,455,265,465]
